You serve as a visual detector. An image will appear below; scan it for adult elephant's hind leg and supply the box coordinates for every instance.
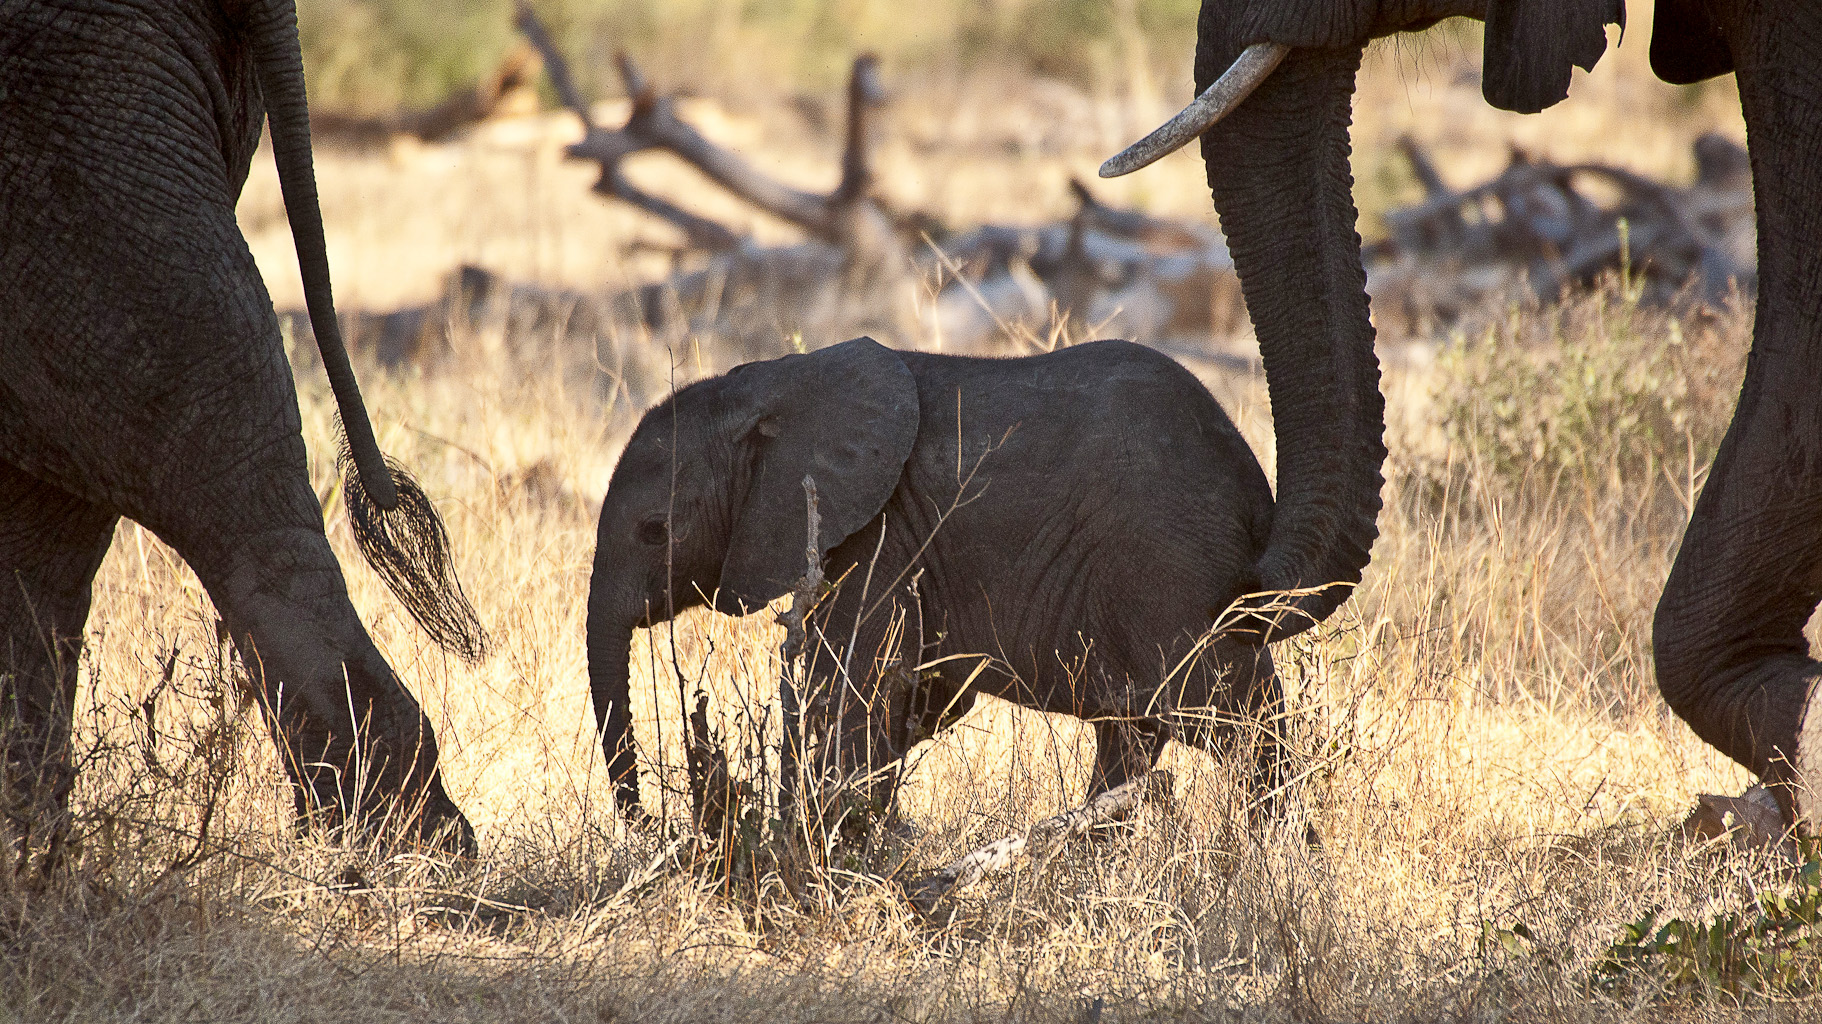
[0,462,118,862]
[157,481,473,853]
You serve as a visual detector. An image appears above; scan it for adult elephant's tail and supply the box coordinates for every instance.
[246,0,487,663]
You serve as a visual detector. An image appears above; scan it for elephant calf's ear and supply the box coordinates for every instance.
[1482,0,1625,114]
[718,338,919,611]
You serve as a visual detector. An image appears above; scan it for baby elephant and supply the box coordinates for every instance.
[587,337,1282,819]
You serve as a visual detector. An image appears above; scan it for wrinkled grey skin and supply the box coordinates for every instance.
[588,338,1280,818]
[0,0,471,851]
[1190,0,1822,818]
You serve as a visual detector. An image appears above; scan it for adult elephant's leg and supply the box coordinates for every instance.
[0,4,470,849]
[160,496,471,849]
[1652,5,1822,825]
[0,462,119,856]
[0,211,470,851]
[1654,380,1822,822]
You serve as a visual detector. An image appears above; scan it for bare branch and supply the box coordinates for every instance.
[1396,134,1450,197]
[517,15,894,251]
[775,476,822,817]
[611,53,838,238]
[834,54,885,204]
[512,3,588,121]
[594,176,744,254]
[686,692,734,841]
[1066,178,1211,250]
[515,4,742,253]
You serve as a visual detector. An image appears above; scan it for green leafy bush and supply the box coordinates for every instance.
[1430,279,1748,502]
[1593,855,1822,1000]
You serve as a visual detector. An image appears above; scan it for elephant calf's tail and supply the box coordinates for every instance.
[339,439,489,663]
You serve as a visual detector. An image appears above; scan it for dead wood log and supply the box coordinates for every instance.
[310,43,541,147]
[508,16,1249,349]
[1398,133,1450,198]
[1066,178,1219,252]
[1371,136,1756,322]
[905,770,1173,915]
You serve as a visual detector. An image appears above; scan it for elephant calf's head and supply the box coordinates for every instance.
[584,337,920,817]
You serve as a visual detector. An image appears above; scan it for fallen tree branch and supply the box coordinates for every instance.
[1066,178,1213,251]
[520,3,893,254]
[310,43,541,146]
[905,770,1173,915]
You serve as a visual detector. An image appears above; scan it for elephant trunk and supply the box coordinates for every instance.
[245,1,487,662]
[586,575,644,820]
[1198,40,1385,639]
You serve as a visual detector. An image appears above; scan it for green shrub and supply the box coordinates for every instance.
[298,0,1204,110]
[1593,853,1822,1000]
[1430,279,1748,503]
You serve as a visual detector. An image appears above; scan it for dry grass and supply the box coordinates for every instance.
[10,12,1814,1023]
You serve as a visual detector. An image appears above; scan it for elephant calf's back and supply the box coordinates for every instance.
[898,340,1272,521]
[891,341,1275,684]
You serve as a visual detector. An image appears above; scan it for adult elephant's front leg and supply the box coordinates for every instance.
[1652,9,1822,825]
[1654,392,1822,823]
[0,462,118,863]
[1654,387,1822,823]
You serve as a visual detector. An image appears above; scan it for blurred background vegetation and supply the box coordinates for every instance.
[298,0,1208,110]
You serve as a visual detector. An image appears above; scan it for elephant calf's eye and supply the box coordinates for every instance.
[636,519,669,546]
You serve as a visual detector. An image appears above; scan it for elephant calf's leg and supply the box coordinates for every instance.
[1174,642,1287,816]
[0,462,118,861]
[1090,719,1169,795]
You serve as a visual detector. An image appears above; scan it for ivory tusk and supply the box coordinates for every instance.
[1099,42,1291,178]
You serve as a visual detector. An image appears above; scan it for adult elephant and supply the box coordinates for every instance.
[0,0,485,855]
[1104,1,1822,822]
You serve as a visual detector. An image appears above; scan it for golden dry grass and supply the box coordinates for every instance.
[8,14,1812,1023]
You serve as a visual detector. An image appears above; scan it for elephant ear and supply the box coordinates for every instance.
[1482,0,1625,114]
[717,338,919,613]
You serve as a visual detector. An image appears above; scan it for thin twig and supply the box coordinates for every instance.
[775,476,822,816]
